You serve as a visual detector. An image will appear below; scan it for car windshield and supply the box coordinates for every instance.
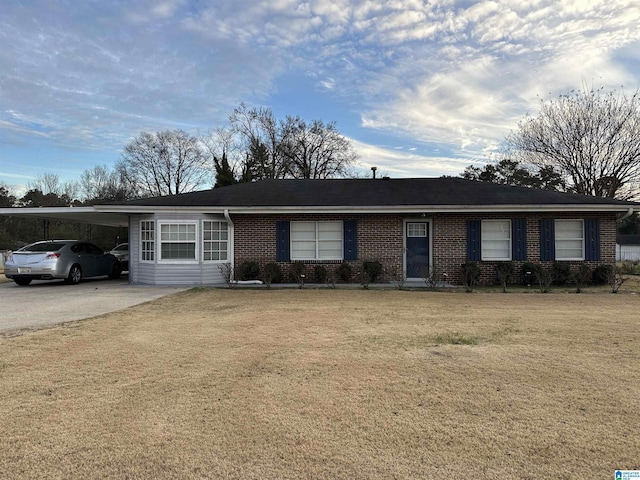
[114,245,128,251]
[20,242,67,252]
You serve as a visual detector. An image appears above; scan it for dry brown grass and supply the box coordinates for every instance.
[1,289,639,479]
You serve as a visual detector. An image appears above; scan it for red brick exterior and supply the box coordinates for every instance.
[231,212,618,285]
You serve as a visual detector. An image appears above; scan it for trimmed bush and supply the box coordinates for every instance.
[314,265,328,283]
[290,263,307,283]
[552,262,571,285]
[238,260,260,281]
[362,261,383,283]
[521,261,536,285]
[495,261,514,293]
[335,262,353,283]
[263,262,283,284]
[592,264,613,285]
[532,264,554,293]
[572,264,592,293]
[461,261,481,292]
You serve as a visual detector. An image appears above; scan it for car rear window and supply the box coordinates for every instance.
[21,242,67,252]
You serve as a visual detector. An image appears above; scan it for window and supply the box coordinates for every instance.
[291,221,343,260]
[203,221,228,261]
[481,220,511,260]
[140,221,155,262]
[407,222,427,237]
[555,219,584,260]
[159,222,197,261]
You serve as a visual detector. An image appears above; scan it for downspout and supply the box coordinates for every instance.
[224,209,234,274]
[619,207,634,222]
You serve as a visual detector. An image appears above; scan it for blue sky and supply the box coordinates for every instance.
[1,0,639,195]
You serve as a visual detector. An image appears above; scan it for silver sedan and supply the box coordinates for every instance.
[4,240,123,286]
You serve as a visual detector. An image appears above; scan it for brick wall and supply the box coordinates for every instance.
[232,214,404,283]
[232,212,618,285]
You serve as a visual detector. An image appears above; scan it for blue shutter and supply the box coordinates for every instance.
[343,220,358,261]
[540,219,555,261]
[275,221,290,262]
[467,220,481,261]
[584,218,600,261]
[511,218,527,261]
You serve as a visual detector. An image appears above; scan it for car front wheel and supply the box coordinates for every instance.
[65,265,82,285]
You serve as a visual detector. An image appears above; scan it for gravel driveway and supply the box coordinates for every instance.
[0,276,189,333]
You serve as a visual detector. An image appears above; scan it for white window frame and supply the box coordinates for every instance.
[481,219,512,261]
[202,220,229,262]
[158,221,198,264]
[290,221,343,261]
[555,219,584,261]
[140,220,155,263]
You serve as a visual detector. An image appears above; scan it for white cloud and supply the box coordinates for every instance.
[351,139,474,178]
[1,0,639,188]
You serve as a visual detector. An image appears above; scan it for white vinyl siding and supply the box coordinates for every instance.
[555,219,584,260]
[140,220,155,263]
[203,221,228,261]
[291,221,343,260]
[481,220,511,261]
[159,222,197,262]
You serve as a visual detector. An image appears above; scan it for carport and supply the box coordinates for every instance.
[0,206,131,281]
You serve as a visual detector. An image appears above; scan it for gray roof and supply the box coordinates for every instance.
[113,178,635,208]
[617,234,640,245]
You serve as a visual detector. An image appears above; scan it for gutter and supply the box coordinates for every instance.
[94,203,635,215]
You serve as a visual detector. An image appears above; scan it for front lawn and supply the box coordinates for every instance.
[1,289,638,478]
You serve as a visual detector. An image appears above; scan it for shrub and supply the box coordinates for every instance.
[388,266,406,290]
[422,264,440,290]
[495,262,514,293]
[313,265,327,283]
[290,263,307,288]
[262,262,283,286]
[217,262,234,287]
[592,264,613,285]
[362,261,383,283]
[532,264,553,293]
[238,260,260,281]
[461,262,481,292]
[521,261,536,286]
[552,262,571,285]
[608,266,626,293]
[572,264,592,293]
[619,261,639,275]
[335,262,353,283]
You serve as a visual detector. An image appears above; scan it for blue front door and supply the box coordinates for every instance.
[406,222,429,278]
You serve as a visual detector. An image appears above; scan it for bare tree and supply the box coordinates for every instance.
[118,130,211,197]
[229,104,357,181]
[79,165,138,202]
[30,173,79,204]
[229,103,293,180]
[282,118,357,179]
[504,87,640,200]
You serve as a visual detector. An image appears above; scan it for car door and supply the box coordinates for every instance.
[84,243,109,277]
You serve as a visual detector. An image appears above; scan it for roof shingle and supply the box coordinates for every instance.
[112,178,635,208]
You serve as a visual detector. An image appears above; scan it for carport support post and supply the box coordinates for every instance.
[43,219,50,240]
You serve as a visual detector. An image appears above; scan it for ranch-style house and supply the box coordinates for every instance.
[1,177,635,286]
